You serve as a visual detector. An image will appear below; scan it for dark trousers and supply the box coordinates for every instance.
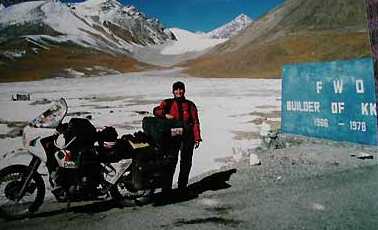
[162,135,194,192]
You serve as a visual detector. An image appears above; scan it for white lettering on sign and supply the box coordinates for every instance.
[316,81,323,94]
[314,80,366,94]
[287,101,320,113]
[314,118,329,128]
[356,80,365,94]
[333,80,343,94]
[331,102,344,114]
[350,121,367,132]
[361,103,377,116]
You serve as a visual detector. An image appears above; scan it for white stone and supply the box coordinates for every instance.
[356,152,373,160]
[249,153,261,166]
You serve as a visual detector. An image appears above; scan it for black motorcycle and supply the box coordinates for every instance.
[0,98,176,219]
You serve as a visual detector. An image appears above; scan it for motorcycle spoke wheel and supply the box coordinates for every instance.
[0,165,45,219]
[110,176,150,201]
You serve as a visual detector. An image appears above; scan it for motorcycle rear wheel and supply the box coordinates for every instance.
[110,175,151,201]
[0,165,45,219]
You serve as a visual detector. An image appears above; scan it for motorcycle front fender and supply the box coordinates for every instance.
[0,150,47,175]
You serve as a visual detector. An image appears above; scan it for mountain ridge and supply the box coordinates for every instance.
[185,0,370,78]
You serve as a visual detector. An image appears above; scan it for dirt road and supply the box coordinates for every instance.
[2,136,378,230]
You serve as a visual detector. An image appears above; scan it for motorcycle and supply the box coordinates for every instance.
[0,98,176,219]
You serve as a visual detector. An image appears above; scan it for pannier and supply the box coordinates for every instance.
[142,117,183,146]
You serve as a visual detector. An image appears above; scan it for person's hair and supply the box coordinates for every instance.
[172,81,185,92]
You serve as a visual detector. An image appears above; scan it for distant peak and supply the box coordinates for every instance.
[207,13,253,39]
[236,13,248,19]
[83,0,120,4]
[233,13,253,23]
[78,0,122,8]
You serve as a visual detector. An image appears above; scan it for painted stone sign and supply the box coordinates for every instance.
[281,58,377,145]
[366,0,378,135]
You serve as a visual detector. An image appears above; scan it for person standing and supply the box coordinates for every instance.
[153,81,202,194]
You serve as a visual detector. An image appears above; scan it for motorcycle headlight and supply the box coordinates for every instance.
[54,134,66,149]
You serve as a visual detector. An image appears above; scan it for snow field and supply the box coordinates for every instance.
[0,69,281,185]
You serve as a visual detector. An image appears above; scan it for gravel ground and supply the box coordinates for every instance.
[2,135,378,230]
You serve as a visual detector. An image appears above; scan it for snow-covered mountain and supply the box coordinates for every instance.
[207,14,253,39]
[0,0,175,55]
[0,3,5,10]
[160,28,226,55]
[0,0,176,81]
[73,0,175,47]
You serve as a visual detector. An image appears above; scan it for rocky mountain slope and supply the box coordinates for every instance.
[186,0,371,78]
[207,14,253,39]
[0,0,175,82]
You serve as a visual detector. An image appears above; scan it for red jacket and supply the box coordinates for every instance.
[153,98,202,142]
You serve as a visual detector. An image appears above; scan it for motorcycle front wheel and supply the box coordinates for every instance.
[0,165,45,219]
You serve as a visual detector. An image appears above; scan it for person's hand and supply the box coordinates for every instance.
[165,114,174,119]
[194,140,201,149]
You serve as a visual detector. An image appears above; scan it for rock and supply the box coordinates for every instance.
[259,121,271,137]
[29,98,51,105]
[135,110,150,115]
[67,111,91,116]
[351,152,374,160]
[331,161,340,166]
[12,93,31,101]
[232,147,243,162]
[0,127,23,138]
[311,203,325,211]
[249,153,261,166]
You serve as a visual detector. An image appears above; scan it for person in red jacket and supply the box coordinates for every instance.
[153,81,202,194]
